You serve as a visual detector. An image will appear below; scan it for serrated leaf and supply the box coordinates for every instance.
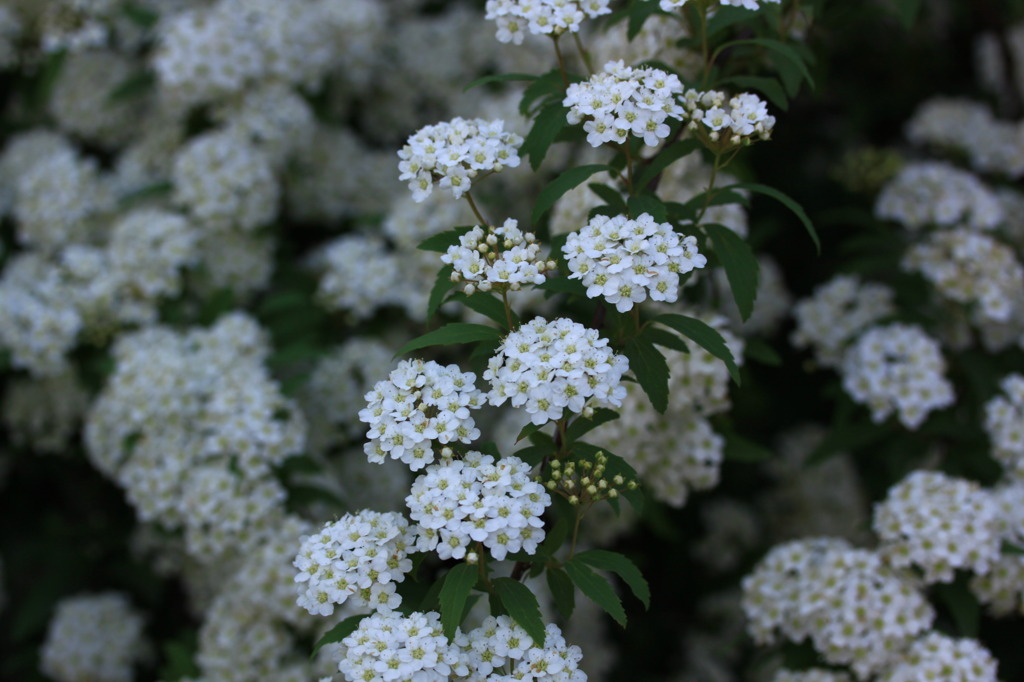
[722,430,773,463]
[108,70,154,103]
[623,337,669,413]
[704,223,759,322]
[724,182,819,253]
[448,291,518,329]
[521,101,572,171]
[311,614,369,658]
[641,326,689,354]
[533,164,612,223]
[394,323,502,358]
[418,226,476,252]
[588,182,627,213]
[1002,540,1024,556]
[934,577,979,638]
[717,75,789,111]
[565,408,620,443]
[516,421,546,444]
[520,69,568,116]
[427,265,456,319]
[538,515,571,560]
[564,558,626,627]
[538,276,588,297]
[627,194,667,222]
[493,578,546,645]
[653,314,740,385]
[440,563,479,640]
[635,138,701,189]
[464,72,537,92]
[547,567,576,620]
[705,5,756,38]
[512,444,549,467]
[727,38,815,89]
[574,549,650,609]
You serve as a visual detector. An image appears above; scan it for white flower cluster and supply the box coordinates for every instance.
[563,212,706,312]
[360,359,483,471]
[905,97,1024,178]
[875,161,1003,231]
[564,60,685,148]
[39,592,146,682]
[682,89,776,146]
[485,317,629,425]
[485,0,611,44]
[2,370,89,454]
[293,511,417,617]
[742,539,935,679]
[773,671,852,682]
[840,323,955,429]
[879,632,999,682]
[443,218,555,293]
[970,483,1024,615]
[398,117,523,202]
[984,374,1024,477]
[873,470,1001,584]
[407,451,550,561]
[903,228,1024,323]
[791,274,896,368]
[49,50,141,149]
[661,0,780,10]
[457,616,587,681]
[312,233,405,321]
[340,610,461,682]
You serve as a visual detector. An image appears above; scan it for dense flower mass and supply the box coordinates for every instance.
[682,89,776,146]
[661,0,781,9]
[406,451,551,560]
[875,161,1003,231]
[984,373,1024,477]
[873,470,1001,583]
[398,117,523,201]
[293,510,416,616]
[359,358,483,471]
[563,212,706,312]
[878,632,999,682]
[564,60,686,147]
[840,323,955,429]
[485,317,629,425]
[339,610,461,682]
[442,218,555,293]
[485,0,612,44]
[457,616,588,681]
[39,592,146,682]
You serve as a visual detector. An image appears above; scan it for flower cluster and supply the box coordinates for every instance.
[563,212,706,312]
[840,323,955,429]
[442,218,555,293]
[293,511,417,616]
[485,317,629,425]
[660,0,781,10]
[682,89,776,147]
[564,60,686,148]
[902,228,1024,323]
[340,610,461,682]
[984,373,1024,477]
[790,274,896,368]
[970,484,1024,615]
[407,451,550,561]
[546,449,639,507]
[485,0,612,44]
[398,117,523,201]
[872,470,1001,583]
[39,592,146,682]
[457,616,587,681]
[360,358,483,470]
[879,633,999,682]
[742,539,935,679]
[774,671,853,682]
[874,161,1003,231]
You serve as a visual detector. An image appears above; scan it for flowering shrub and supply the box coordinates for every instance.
[3,1,1024,682]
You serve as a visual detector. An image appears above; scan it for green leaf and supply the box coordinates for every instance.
[537,515,571,560]
[653,314,740,385]
[521,101,572,171]
[394,323,503,357]
[516,421,546,444]
[727,38,815,90]
[565,408,620,443]
[934,577,979,638]
[121,3,160,28]
[312,614,370,658]
[705,5,757,38]
[888,0,923,30]
[157,636,200,681]
[641,326,689,354]
[448,291,518,329]
[107,70,155,103]
[628,0,662,39]
[725,182,819,253]
[427,265,456,319]
[627,194,667,222]
[512,444,549,467]
[564,558,627,627]
[464,72,537,92]
[744,337,781,366]
[547,567,576,620]
[588,182,627,214]
[1002,541,1024,556]
[574,549,650,609]
[623,337,669,413]
[704,223,759,322]
[722,430,773,463]
[538,275,588,297]
[717,75,789,111]
[533,164,612,223]
[117,181,172,208]
[418,226,476,252]
[440,563,479,640]
[493,578,547,645]
[635,138,701,189]
[520,69,568,116]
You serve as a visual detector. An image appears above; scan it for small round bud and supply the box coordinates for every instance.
[464,283,476,296]
[466,552,479,565]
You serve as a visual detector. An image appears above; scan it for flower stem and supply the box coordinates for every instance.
[500,289,515,331]
[465,190,489,226]
[553,35,570,88]
[573,32,594,75]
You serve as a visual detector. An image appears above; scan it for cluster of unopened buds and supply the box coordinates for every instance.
[546,450,638,506]
[442,218,556,294]
[682,89,776,150]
